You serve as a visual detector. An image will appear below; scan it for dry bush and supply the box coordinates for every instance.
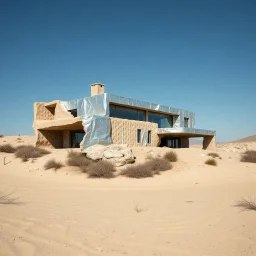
[44,159,63,170]
[205,158,217,166]
[0,134,3,138]
[121,164,153,178]
[66,151,91,173]
[121,157,173,178]
[134,202,146,213]
[16,138,22,141]
[0,144,16,153]
[87,160,115,178]
[234,197,256,212]
[164,151,178,162]
[0,192,19,205]
[145,158,172,174]
[15,145,50,162]
[241,150,256,163]
[208,152,220,158]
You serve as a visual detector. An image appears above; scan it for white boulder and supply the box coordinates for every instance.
[84,144,135,166]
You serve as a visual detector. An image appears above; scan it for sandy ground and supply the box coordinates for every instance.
[0,136,256,256]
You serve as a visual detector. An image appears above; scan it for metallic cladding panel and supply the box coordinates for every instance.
[107,94,185,116]
[61,94,111,151]
[157,127,216,136]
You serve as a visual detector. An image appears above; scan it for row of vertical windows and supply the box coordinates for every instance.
[109,104,174,128]
[137,129,151,144]
[110,104,146,121]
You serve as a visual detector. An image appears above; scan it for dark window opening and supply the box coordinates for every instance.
[46,106,55,116]
[184,117,189,128]
[148,112,173,128]
[110,104,146,121]
[70,130,85,148]
[69,109,78,117]
[137,129,141,143]
[148,130,151,144]
[160,137,181,148]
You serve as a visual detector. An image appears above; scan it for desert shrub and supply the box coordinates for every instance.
[66,151,91,172]
[164,151,178,162]
[15,145,50,162]
[0,134,3,138]
[241,150,256,163]
[0,144,16,153]
[87,161,115,178]
[44,159,63,170]
[121,164,153,178]
[208,152,220,158]
[205,158,217,166]
[234,197,256,211]
[145,158,172,174]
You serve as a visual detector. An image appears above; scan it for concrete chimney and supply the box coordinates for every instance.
[91,83,105,96]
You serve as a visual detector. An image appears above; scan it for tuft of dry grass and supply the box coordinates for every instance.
[15,145,50,162]
[241,150,256,163]
[0,144,16,153]
[87,160,115,178]
[204,158,217,166]
[134,202,146,213]
[121,157,173,178]
[208,152,220,158]
[234,197,256,212]
[66,151,91,173]
[164,151,178,162]
[44,159,63,170]
[0,192,19,205]
[121,164,153,178]
[145,158,172,174]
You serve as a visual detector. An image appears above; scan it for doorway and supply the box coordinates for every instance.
[70,130,85,148]
[160,137,181,148]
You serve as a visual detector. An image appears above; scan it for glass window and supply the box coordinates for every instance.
[148,130,151,144]
[147,112,173,128]
[184,117,189,128]
[137,129,141,143]
[70,130,85,148]
[110,104,146,121]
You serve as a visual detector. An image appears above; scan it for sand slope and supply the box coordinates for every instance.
[0,136,256,256]
[232,134,256,143]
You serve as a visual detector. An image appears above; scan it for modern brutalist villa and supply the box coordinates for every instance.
[33,83,216,151]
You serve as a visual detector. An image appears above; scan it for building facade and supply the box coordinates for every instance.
[33,83,216,151]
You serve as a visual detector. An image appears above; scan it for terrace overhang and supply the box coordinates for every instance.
[157,127,216,137]
[33,117,83,131]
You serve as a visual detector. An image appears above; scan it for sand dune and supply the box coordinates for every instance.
[232,134,256,143]
[0,136,256,256]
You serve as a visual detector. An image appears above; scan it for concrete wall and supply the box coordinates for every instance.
[180,137,189,148]
[203,135,216,151]
[110,117,160,147]
[35,130,63,148]
[34,101,72,121]
[34,103,54,120]
[63,130,70,148]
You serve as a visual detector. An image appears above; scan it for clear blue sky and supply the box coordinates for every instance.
[0,0,255,142]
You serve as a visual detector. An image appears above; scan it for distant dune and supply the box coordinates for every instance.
[232,134,256,143]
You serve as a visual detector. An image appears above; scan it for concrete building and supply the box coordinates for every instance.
[33,83,216,151]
